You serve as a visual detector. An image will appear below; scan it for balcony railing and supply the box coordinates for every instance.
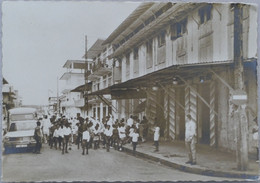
[91,60,112,76]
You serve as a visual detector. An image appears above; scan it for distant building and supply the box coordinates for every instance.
[48,96,58,113]
[59,60,88,118]
[2,78,18,111]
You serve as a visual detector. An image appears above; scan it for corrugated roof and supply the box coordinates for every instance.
[83,39,105,59]
[103,2,155,45]
[110,3,170,46]
[110,3,203,58]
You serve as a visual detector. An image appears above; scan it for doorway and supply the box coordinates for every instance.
[197,83,210,144]
[176,86,185,140]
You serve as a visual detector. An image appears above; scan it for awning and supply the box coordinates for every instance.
[86,59,256,98]
[133,100,146,114]
[71,82,92,92]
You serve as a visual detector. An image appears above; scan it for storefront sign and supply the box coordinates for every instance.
[232,90,247,105]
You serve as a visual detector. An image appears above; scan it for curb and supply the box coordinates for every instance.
[122,146,259,180]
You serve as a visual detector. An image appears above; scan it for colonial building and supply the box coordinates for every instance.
[94,2,257,155]
[85,39,114,121]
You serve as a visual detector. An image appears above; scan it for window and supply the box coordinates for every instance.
[199,5,212,24]
[133,47,139,60]
[126,53,130,78]
[171,18,187,40]
[146,40,153,68]
[158,30,166,47]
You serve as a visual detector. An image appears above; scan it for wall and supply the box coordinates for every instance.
[119,4,257,84]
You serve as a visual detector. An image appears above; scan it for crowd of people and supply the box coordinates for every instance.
[33,113,157,155]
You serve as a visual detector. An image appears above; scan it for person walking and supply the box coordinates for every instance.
[93,124,100,150]
[132,128,139,156]
[185,114,197,165]
[104,125,112,152]
[52,123,59,150]
[153,122,160,152]
[62,122,71,154]
[118,123,126,151]
[252,117,259,162]
[82,127,90,155]
[33,121,42,154]
[57,124,64,152]
[42,115,51,144]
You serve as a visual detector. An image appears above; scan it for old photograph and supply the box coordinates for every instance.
[1,0,259,182]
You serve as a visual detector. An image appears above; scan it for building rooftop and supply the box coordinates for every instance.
[103,2,155,45]
[83,39,105,59]
[63,60,87,69]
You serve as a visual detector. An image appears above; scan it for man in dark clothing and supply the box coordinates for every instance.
[77,122,84,149]
[141,116,148,141]
[33,121,42,154]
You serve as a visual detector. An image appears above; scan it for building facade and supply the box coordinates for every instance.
[98,2,257,154]
[59,60,87,118]
[85,39,114,121]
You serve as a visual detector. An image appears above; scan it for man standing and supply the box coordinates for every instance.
[62,122,71,154]
[42,115,51,144]
[33,121,42,154]
[185,114,196,165]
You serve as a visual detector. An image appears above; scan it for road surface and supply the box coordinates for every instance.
[2,144,241,182]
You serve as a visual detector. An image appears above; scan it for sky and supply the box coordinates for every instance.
[2,1,141,105]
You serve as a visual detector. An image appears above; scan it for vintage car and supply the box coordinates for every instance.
[3,107,38,154]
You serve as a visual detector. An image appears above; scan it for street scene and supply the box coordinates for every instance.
[2,1,259,182]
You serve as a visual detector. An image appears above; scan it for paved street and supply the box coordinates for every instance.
[2,144,241,182]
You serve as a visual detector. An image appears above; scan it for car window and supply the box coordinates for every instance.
[9,123,17,132]
[9,122,36,131]
[10,114,35,121]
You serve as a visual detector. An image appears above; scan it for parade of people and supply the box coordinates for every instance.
[38,112,149,156]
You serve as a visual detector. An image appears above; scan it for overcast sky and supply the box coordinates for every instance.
[2,1,141,105]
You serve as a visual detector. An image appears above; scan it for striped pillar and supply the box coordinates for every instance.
[185,86,197,130]
[209,81,216,147]
[146,89,157,124]
[164,87,169,139]
[168,86,176,140]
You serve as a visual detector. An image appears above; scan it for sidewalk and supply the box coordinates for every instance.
[122,140,259,180]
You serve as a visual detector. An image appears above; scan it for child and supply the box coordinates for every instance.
[93,124,100,150]
[104,125,112,152]
[154,123,160,152]
[132,128,139,156]
[82,127,90,155]
[118,123,126,151]
[112,124,119,150]
[53,124,59,150]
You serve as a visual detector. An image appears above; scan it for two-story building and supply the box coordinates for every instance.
[95,2,257,156]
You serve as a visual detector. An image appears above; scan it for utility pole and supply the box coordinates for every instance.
[84,35,89,116]
[233,3,248,171]
[57,76,59,115]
